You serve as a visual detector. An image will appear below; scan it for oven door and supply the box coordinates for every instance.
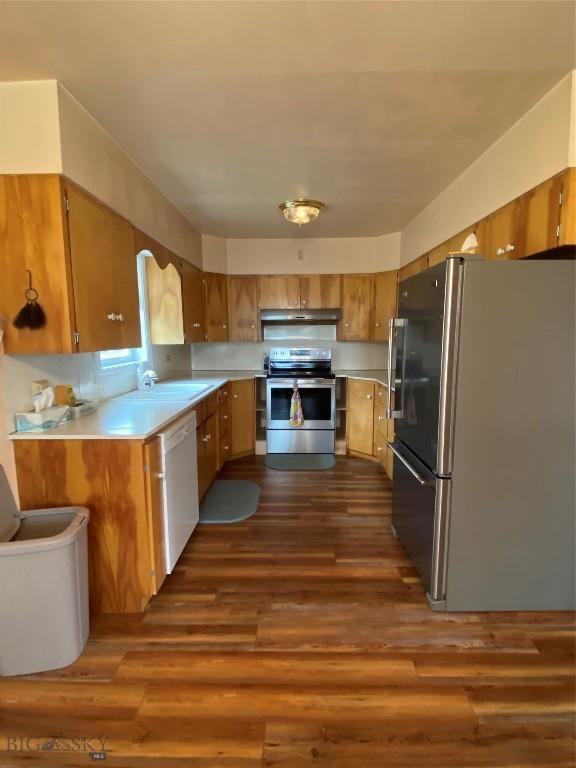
[267,379,335,430]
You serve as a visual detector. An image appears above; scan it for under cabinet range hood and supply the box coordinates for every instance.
[260,308,341,324]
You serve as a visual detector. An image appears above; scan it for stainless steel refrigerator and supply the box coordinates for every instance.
[387,255,575,611]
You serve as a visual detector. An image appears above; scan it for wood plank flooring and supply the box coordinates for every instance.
[1,456,574,766]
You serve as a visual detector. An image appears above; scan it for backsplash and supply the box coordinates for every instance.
[190,341,387,371]
[2,344,190,435]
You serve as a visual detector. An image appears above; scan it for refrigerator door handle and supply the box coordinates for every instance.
[386,318,406,419]
[387,441,427,485]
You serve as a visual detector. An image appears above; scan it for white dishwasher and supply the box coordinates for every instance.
[160,412,199,573]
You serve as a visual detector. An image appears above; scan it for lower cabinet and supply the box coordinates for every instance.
[197,410,219,501]
[13,438,161,615]
[229,379,256,458]
[346,379,375,455]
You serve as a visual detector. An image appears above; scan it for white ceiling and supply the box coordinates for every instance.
[0,1,574,238]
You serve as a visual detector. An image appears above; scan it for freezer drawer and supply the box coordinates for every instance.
[389,440,450,602]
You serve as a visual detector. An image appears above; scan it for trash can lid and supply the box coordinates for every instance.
[0,466,21,542]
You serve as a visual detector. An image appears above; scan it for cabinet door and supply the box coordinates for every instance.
[259,276,300,309]
[347,379,375,455]
[340,275,373,341]
[197,426,209,501]
[300,275,341,309]
[559,168,576,246]
[0,175,75,354]
[218,385,231,467]
[182,261,206,343]
[480,199,521,260]
[519,175,563,258]
[66,183,140,352]
[228,276,259,341]
[398,254,429,282]
[230,379,255,457]
[372,271,397,341]
[204,411,219,487]
[145,257,184,344]
[204,273,229,342]
[144,437,167,594]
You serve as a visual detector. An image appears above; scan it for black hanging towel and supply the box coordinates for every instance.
[13,270,46,330]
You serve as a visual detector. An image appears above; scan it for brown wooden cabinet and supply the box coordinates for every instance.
[372,271,397,341]
[398,254,429,281]
[143,436,168,594]
[299,275,341,309]
[227,276,259,341]
[217,384,231,468]
[182,260,206,343]
[477,199,522,260]
[197,411,219,501]
[13,438,157,614]
[229,379,256,458]
[340,275,373,341]
[519,174,563,258]
[0,175,141,354]
[346,378,375,455]
[204,272,228,342]
[559,168,576,246]
[144,256,184,344]
[258,275,301,309]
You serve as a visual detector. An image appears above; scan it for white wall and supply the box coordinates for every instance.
[58,85,202,267]
[225,233,401,275]
[400,71,576,264]
[0,81,62,173]
[202,235,228,272]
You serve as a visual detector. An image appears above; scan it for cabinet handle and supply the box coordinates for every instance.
[378,391,385,397]
[233,394,238,399]
[251,323,256,328]
[377,446,383,452]
[193,322,201,328]
[505,243,515,253]
[375,322,381,327]
[378,415,385,421]
[294,300,299,305]
[154,471,165,479]
[107,313,116,321]
[117,313,124,323]
[367,394,373,400]
[202,433,211,442]
[223,445,229,451]
[344,322,350,327]
[496,247,506,256]
[222,414,228,420]
[222,324,227,329]
[302,299,307,305]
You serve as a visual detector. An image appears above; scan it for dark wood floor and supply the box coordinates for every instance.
[1,456,574,766]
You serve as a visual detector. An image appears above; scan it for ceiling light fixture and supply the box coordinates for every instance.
[279,199,325,227]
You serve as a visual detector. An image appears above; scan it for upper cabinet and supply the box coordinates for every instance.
[227,276,259,342]
[259,275,300,309]
[559,168,576,247]
[299,275,341,309]
[259,275,341,310]
[64,182,141,352]
[145,257,184,345]
[204,272,228,342]
[182,261,206,343]
[477,199,521,260]
[372,271,398,341]
[398,254,429,282]
[519,173,563,257]
[0,175,141,355]
[340,275,373,341]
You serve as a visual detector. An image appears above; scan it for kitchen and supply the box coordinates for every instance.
[0,1,575,765]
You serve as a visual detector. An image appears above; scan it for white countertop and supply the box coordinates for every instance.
[9,369,388,441]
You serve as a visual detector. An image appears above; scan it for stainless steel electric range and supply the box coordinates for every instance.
[266,348,335,454]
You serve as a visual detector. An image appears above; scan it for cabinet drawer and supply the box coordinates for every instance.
[374,398,387,441]
[194,390,219,426]
[373,429,387,463]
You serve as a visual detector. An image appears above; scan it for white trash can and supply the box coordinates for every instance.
[0,468,90,676]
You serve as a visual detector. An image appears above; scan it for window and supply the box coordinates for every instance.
[98,251,151,371]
